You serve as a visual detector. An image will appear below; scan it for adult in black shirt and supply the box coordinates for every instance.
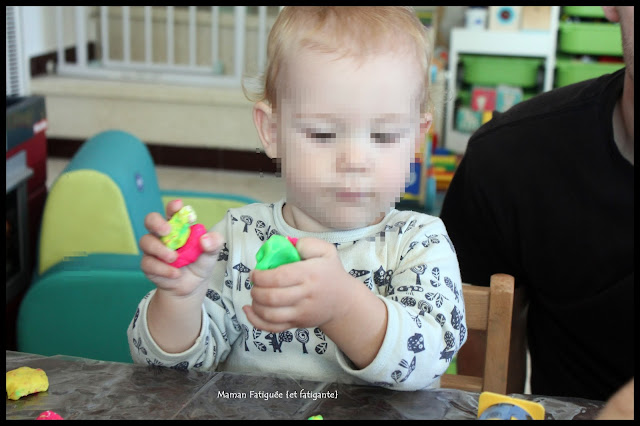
[440,6,633,403]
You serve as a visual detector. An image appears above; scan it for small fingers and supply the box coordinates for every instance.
[144,200,184,238]
[183,233,225,279]
[141,254,181,280]
[165,199,183,219]
[242,305,293,333]
[140,233,178,264]
[200,232,224,254]
[144,212,172,238]
[295,237,336,260]
[248,302,296,326]
[250,285,306,308]
[250,266,302,289]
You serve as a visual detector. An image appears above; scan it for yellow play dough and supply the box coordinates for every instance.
[6,366,49,400]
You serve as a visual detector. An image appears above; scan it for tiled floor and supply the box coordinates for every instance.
[46,157,286,203]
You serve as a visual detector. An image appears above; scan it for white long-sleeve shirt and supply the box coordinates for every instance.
[128,199,466,390]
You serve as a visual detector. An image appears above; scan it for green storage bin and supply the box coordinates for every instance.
[562,6,605,18]
[558,22,622,56]
[459,55,544,88]
[457,89,471,107]
[455,106,482,134]
[555,57,625,87]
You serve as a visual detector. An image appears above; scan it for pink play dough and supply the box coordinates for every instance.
[168,224,207,268]
[36,410,64,420]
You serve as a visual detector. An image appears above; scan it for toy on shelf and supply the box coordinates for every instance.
[488,6,523,32]
[457,83,523,135]
[456,107,483,134]
[431,148,461,192]
[477,392,545,420]
[402,129,439,212]
[255,235,301,271]
[162,205,207,268]
[471,86,497,112]
[403,131,429,204]
[481,110,493,125]
[496,85,524,112]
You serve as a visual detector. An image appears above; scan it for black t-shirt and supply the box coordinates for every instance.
[440,68,633,402]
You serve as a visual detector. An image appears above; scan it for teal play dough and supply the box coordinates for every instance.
[255,235,301,270]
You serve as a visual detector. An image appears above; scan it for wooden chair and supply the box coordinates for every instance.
[440,273,528,394]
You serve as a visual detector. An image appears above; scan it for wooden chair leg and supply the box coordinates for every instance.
[482,274,514,394]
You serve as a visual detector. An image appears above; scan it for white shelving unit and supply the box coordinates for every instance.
[443,6,560,153]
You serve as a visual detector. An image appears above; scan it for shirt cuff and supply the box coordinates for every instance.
[137,290,209,364]
[334,296,398,384]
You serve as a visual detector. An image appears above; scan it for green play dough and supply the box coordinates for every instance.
[255,235,301,270]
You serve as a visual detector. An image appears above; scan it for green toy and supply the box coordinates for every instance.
[161,205,197,250]
[255,235,301,270]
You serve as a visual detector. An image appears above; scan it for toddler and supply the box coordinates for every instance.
[128,6,466,390]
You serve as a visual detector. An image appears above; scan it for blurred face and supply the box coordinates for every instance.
[273,49,430,231]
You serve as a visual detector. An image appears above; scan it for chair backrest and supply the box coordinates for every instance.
[37,129,164,275]
[440,273,528,394]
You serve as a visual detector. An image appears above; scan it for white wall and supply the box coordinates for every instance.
[21,6,48,58]
[21,6,96,58]
[30,76,260,151]
[436,7,467,48]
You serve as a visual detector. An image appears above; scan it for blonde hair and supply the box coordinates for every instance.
[243,6,432,112]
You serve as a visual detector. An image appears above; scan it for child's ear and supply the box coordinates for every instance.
[253,101,278,159]
[417,112,433,152]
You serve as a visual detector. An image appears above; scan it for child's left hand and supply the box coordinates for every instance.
[243,237,353,333]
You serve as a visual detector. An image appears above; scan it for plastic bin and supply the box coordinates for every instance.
[459,55,544,88]
[562,6,605,18]
[558,22,622,56]
[555,57,625,87]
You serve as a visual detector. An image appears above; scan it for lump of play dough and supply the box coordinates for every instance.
[162,205,197,250]
[255,235,301,270]
[6,366,49,400]
[36,410,64,420]
[169,223,207,268]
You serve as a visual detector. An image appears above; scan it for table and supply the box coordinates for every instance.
[6,351,605,420]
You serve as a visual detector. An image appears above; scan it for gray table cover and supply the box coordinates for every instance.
[6,351,605,420]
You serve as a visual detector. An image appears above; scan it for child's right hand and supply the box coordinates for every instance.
[140,199,224,298]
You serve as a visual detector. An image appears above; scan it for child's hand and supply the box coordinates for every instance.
[244,237,353,333]
[140,199,224,298]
